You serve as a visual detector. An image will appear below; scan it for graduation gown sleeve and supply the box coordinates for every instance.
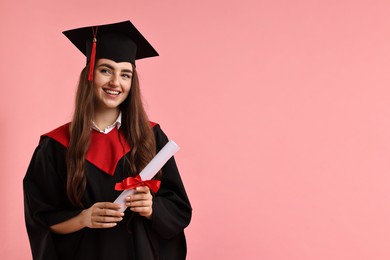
[150,125,192,248]
[23,138,82,260]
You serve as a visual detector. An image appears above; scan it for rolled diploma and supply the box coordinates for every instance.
[113,140,180,212]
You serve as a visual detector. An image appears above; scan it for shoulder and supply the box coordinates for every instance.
[150,121,163,135]
[150,121,164,135]
[25,126,68,180]
[40,122,71,148]
[150,121,158,128]
[150,121,170,150]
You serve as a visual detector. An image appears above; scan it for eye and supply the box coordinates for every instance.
[122,73,132,79]
[99,68,111,75]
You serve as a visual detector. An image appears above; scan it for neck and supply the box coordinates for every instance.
[93,108,120,130]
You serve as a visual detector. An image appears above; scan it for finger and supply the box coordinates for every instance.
[127,193,152,202]
[94,202,122,210]
[93,208,124,218]
[126,200,152,208]
[130,206,151,213]
[91,222,118,229]
[135,186,150,194]
[92,215,123,223]
[125,197,152,207]
[130,206,153,219]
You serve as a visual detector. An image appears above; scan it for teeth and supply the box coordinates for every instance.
[104,89,120,95]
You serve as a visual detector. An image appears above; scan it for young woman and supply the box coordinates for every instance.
[23,20,192,260]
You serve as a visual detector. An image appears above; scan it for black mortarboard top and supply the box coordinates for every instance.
[63,20,159,80]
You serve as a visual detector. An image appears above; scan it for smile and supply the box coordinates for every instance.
[103,88,121,95]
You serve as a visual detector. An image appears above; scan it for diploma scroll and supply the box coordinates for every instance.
[114,140,180,212]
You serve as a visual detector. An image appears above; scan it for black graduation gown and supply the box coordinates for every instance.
[23,123,192,260]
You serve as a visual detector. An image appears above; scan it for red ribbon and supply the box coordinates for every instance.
[115,175,161,193]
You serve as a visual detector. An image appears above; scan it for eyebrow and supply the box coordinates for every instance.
[97,63,133,74]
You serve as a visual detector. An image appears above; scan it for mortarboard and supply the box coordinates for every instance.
[63,20,159,80]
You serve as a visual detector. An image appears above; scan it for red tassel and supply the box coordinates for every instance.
[88,27,98,81]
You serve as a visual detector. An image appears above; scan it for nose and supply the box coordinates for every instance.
[109,74,120,87]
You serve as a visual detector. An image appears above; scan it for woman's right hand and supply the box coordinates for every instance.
[81,202,124,229]
[50,202,124,234]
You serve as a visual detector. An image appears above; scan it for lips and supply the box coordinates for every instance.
[103,88,121,95]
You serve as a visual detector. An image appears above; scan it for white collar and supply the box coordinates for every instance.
[91,112,122,134]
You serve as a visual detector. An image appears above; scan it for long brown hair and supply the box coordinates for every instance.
[66,64,156,208]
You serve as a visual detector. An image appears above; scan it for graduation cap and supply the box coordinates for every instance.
[63,20,159,80]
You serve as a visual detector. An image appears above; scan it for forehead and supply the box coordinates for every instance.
[96,58,133,71]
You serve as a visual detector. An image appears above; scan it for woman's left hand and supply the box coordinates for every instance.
[126,186,153,219]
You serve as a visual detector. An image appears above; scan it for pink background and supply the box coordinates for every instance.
[1,0,390,259]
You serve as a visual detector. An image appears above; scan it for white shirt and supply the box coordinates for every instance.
[91,112,122,134]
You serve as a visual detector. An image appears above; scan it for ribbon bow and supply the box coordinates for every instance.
[115,175,161,193]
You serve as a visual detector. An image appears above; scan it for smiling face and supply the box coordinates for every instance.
[93,58,133,113]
